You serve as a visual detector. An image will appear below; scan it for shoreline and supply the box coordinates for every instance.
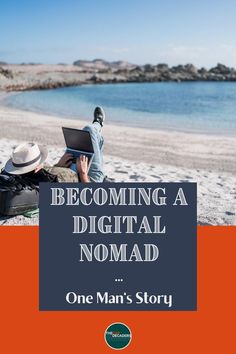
[0,96,236,174]
[0,97,235,225]
[1,88,236,138]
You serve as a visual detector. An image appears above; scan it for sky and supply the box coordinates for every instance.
[1,0,236,67]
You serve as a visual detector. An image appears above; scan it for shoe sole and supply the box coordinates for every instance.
[96,106,105,123]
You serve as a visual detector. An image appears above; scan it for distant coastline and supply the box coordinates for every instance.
[1,60,236,91]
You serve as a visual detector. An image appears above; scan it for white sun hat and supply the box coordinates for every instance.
[4,142,48,175]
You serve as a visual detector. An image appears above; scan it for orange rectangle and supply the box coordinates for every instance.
[0,226,235,353]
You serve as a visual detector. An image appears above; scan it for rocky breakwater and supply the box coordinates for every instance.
[112,63,236,83]
[75,61,236,84]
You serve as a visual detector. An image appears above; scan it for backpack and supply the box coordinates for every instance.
[0,169,58,216]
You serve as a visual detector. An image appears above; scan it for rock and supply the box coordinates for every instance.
[90,74,99,81]
[171,65,185,73]
[198,67,208,74]
[114,68,130,75]
[184,64,198,75]
[156,63,169,71]
[0,66,14,79]
[89,74,105,83]
[209,63,234,75]
[143,64,156,72]
[130,66,144,73]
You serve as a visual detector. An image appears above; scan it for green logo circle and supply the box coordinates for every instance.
[104,322,132,350]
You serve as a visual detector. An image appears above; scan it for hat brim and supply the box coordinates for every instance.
[4,145,48,175]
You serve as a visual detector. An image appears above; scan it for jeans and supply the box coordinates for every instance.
[83,122,105,182]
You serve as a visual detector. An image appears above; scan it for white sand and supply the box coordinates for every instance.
[0,100,235,225]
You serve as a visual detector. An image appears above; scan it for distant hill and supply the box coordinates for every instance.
[73,59,136,71]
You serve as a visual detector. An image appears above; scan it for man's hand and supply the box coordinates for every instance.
[55,153,73,168]
[76,155,90,182]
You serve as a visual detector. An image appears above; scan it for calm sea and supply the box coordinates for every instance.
[4,82,236,135]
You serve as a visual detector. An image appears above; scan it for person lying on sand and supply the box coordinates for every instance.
[3,106,106,183]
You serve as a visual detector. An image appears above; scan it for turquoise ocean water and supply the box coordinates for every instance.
[4,82,236,135]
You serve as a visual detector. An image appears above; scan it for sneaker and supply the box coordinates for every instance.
[93,106,105,127]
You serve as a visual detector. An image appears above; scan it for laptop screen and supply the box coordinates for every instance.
[62,127,94,153]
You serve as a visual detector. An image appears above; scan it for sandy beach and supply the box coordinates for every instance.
[0,96,235,225]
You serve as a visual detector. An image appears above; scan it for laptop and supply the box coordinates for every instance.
[62,127,94,172]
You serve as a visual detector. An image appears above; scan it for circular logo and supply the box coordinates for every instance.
[104,322,132,350]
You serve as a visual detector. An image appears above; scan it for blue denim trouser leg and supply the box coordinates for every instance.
[83,122,105,182]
